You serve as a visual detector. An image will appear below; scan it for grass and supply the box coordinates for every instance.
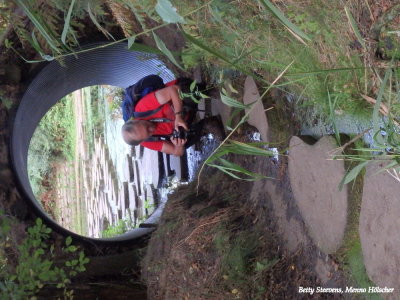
[346,240,383,300]
[176,0,371,119]
[212,223,280,299]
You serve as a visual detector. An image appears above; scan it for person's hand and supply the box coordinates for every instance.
[174,114,188,131]
[170,137,187,147]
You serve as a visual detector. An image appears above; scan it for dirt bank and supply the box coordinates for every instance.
[141,120,346,299]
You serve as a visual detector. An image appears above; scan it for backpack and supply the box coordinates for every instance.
[121,74,166,122]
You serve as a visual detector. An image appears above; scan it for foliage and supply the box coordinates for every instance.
[117,0,160,31]
[27,126,53,197]
[155,0,186,24]
[28,95,76,198]
[212,220,279,297]
[335,67,400,186]
[178,78,209,104]
[103,85,124,118]
[7,0,111,61]
[0,213,89,299]
[176,0,370,120]
[199,79,281,181]
[38,95,76,162]
[101,218,135,238]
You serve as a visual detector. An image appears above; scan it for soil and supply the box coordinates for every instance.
[142,152,331,300]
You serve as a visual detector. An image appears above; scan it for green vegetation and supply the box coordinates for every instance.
[28,95,76,198]
[0,213,89,299]
[214,226,278,297]
[27,85,119,220]
[101,218,135,238]
[101,201,154,238]
[345,241,382,300]
[177,0,367,114]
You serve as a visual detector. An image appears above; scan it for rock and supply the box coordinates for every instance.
[360,162,400,294]
[288,136,347,254]
[243,76,269,142]
[123,154,134,182]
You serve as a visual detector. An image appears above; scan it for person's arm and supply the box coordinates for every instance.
[160,138,187,156]
[155,85,188,131]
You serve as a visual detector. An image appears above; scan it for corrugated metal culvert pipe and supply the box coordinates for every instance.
[10,43,174,243]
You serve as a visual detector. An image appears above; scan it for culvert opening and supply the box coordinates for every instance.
[11,43,175,242]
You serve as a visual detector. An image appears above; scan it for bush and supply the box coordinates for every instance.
[0,212,89,299]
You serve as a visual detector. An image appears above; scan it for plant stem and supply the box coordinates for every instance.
[15,0,216,64]
[196,61,294,192]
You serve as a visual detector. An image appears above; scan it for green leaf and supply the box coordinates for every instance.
[207,163,245,180]
[34,249,44,257]
[208,158,267,181]
[65,236,72,246]
[4,38,12,48]
[340,161,369,188]
[127,35,136,49]
[36,218,42,227]
[190,94,200,103]
[255,261,266,272]
[259,0,311,43]
[255,259,279,272]
[153,32,183,70]
[199,92,209,99]
[222,141,274,156]
[129,42,163,55]
[227,83,239,94]
[155,0,186,24]
[190,80,197,92]
[71,259,78,266]
[61,0,76,44]
[344,7,366,49]
[67,245,77,252]
[183,31,234,67]
[15,0,62,54]
[38,272,50,281]
[220,92,247,109]
[87,2,115,40]
[327,88,340,145]
[30,31,44,55]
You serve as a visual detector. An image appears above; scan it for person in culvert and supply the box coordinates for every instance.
[121,78,223,156]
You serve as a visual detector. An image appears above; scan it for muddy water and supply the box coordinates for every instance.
[285,94,377,145]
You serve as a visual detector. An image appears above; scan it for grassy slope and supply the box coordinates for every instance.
[173,0,385,297]
[177,0,373,121]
